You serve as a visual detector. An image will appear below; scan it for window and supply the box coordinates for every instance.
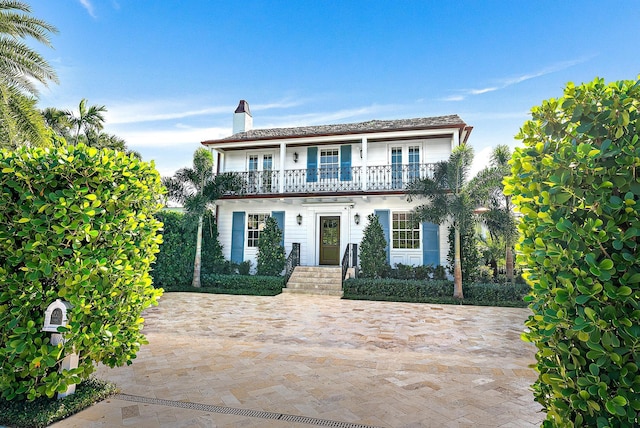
[392,212,420,249]
[320,149,339,180]
[391,147,402,189]
[408,146,420,180]
[247,213,269,247]
[262,154,273,189]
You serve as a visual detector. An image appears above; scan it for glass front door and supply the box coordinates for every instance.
[319,216,340,265]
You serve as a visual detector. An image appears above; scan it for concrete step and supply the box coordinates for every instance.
[281,287,343,297]
[284,266,343,296]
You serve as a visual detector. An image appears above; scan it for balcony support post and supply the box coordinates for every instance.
[361,137,368,191]
[279,142,286,193]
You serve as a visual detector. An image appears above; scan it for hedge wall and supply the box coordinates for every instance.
[0,144,163,401]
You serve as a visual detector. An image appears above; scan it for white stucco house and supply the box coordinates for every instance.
[201,100,472,279]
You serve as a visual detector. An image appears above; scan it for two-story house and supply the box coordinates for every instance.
[201,100,472,281]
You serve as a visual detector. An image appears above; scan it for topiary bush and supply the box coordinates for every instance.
[256,216,285,276]
[505,76,640,427]
[0,144,164,401]
[359,213,390,278]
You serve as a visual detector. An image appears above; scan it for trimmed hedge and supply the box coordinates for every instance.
[162,274,284,296]
[343,278,529,307]
[0,144,163,401]
[152,210,226,287]
[0,378,117,428]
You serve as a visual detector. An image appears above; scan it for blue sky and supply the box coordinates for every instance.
[31,1,640,177]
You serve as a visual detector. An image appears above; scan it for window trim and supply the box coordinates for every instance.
[391,211,421,250]
[246,213,270,248]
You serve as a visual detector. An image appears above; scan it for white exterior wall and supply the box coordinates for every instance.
[219,137,452,173]
[213,131,458,272]
[216,195,449,271]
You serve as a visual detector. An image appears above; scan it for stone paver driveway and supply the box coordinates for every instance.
[51,292,544,427]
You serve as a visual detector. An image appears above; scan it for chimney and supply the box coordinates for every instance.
[232,100,253,134]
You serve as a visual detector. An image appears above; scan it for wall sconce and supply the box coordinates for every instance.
[354,213,360,225]
[296,213,302,225]
[293,152,299,163]
[359,148,363,158]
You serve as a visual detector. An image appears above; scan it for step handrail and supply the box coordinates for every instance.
[284,243,301,285]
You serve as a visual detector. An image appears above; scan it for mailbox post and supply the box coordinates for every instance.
[42,299,79,399]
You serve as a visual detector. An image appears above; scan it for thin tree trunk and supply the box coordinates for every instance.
[453,227,464,299]
[505,245,514,284]
[192,215,203,288]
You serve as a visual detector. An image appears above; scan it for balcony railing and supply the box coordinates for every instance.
[225,163,435,196]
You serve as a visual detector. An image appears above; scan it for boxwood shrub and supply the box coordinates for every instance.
[163,274,284,296]
[343,278,528,307]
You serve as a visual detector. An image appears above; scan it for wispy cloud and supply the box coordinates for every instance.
[265,104,401,128]
[104,98,304,125]
[112,126,230,148]
[78,0,96,18]
[442,57,592,101]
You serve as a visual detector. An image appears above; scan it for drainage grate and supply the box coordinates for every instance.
[114,394,383,428]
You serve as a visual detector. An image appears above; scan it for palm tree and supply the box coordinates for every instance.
[64,99,107,145]
[0,0,58,97]
[0,83,47,148]
[407,144,476,299]
[469,145,517,282]
[0,0,58,147]
[42,106,72,140]
[163,148,243,287]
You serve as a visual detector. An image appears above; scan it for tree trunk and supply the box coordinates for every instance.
[505,245,514,284]
[192,215,203,288]
[453,227,464,299]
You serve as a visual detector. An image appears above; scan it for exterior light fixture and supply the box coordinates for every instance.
[296,213,302,225]
[354,213,360,225]
[359,148,363,158]
[293,152,299,163]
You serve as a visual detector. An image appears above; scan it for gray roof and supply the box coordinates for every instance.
[203,114,467,145]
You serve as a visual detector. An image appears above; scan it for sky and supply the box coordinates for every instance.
[29,1,640,178]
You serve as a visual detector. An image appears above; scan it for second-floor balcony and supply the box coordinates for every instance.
[223,163,436,197]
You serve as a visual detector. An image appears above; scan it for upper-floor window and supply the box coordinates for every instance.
[320,149,339,180]
[392,212,420,249]
[408,146,420,180]
[247,213,269,247]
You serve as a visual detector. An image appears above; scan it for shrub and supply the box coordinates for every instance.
[342,278,528,307]
[152,210,227,287]
[505,76,640,427]
[163,274,284,296]
[0,144,164,401]
[359,214,389,278]
[447,220,480,283]
[433,265,447,280]
[238,260,252,276]
[256,216,285,276]
[0,377,117,428]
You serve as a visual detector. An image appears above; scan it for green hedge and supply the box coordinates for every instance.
[0,378,117,428]
[343,278,529,307]
[0,144,163,401]
[163,274,284,296]
[152,210,226,287]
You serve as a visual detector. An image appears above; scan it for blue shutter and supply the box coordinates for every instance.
[230,211,245,263]
[422,222,440,266]
[374,210,390,263]
[306,147,318,182]
[272,211,285,247]
[340,145,352,181]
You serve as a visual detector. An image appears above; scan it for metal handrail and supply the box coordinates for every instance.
[221,163,436,196]
[284,243,300,284]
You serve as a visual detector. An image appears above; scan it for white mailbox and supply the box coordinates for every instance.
[42,299,72,333]
[42,299,78,399]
